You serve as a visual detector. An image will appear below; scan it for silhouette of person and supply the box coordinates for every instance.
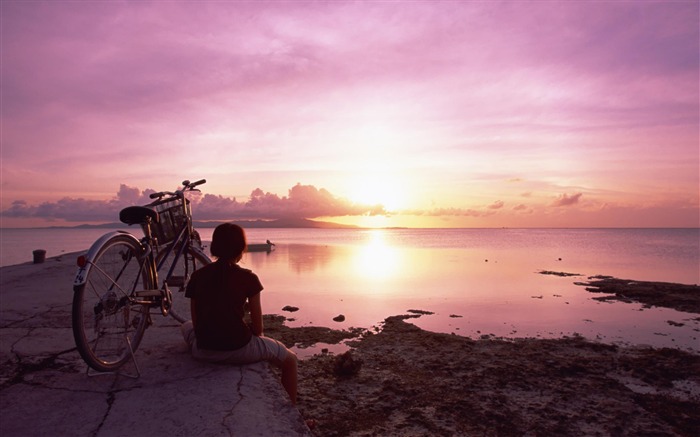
[181,223,297,404]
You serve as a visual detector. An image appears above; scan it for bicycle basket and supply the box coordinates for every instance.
[144,198,190,244]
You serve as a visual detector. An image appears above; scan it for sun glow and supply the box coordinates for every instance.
[347,174,408,212]
[353,231,401,280]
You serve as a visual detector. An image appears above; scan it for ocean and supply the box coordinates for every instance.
[1,227,698,355]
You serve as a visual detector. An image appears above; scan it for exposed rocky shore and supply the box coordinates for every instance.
[266,276,700,436]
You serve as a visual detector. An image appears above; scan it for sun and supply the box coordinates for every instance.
[347,174,407,212]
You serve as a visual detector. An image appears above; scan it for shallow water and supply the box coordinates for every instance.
[2,227,698,355]
[231,229,698,356]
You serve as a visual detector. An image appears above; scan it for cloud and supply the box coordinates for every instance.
[404,199,510,217]
[551,193,583,207]
[0,183,386,223]
[513,204,535,215]
[405,207,496,218]
[2,185,153,222]
[1,2,697,230]
[195,183,386,220]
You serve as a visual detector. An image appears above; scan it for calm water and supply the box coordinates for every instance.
[1,227,698,355]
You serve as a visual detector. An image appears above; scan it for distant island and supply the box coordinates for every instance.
[56,218,359,230]
[197,218,359,229]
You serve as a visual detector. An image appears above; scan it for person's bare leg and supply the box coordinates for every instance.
[281,352,298,405]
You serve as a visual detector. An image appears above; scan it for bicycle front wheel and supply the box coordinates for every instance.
[156,244,211,323]
[72,234,152,372]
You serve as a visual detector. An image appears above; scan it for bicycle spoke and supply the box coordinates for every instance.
[73,179,208,372]
[72,235,151,371]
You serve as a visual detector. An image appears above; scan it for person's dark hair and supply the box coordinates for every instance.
[210,223,247,261]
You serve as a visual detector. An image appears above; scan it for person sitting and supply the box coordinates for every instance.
[181,223,297,404]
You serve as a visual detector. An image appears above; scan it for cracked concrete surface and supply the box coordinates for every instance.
[1,255,311,437]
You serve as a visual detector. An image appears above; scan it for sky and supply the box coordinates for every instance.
[1,1,698,228]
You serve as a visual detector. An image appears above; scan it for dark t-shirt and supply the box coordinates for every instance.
[185,260,263,351]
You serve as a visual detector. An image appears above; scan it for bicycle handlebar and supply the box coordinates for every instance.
[184,179,206,188]
[148,179,207,200]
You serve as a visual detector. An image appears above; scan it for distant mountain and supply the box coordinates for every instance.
[50,223,128,229]
[196,218,359,229]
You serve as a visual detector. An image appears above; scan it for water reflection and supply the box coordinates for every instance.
[353,230,402,281]
[288,244,335,273]
[238,237,699,355]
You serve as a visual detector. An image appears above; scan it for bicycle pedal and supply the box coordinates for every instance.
[167,276,185,287]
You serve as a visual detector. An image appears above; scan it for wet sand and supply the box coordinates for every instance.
[265,276,700,436]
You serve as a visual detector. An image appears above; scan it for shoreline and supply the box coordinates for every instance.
[295,315,699,436]
[2,254,698,435]
[264,277,700,436]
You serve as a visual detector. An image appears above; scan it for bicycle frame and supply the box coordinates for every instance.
[72,178,209,374]
[153,215,207,289]
[74,180,209,308]
[157,224,190,281]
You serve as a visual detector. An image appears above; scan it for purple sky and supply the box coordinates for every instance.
[1,1,698,227]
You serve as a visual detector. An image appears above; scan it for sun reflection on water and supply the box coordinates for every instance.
[237,229,699,354]
[353,230,402,280]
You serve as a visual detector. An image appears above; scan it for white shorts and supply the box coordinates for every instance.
[181,321,292,366]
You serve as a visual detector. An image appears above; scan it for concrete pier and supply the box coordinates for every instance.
[0,254,311,437]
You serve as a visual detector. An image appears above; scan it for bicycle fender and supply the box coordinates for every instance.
[73,231,143,288]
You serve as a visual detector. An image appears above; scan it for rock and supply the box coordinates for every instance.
[406,309,434,315]
[282,305,299,312]
[333,314,345,322]
[333,351,362,377]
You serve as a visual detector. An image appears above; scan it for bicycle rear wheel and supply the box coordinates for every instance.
[156,242,211,323]
[72,234,152,372]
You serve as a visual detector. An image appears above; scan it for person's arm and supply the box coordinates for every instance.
[249,293,263,336]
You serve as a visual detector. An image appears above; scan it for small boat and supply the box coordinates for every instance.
[246,240,275,253]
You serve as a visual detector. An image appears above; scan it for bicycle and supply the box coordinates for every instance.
[72,178,211,373]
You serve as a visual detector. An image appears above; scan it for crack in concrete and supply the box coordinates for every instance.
[2,345,80,391]
[1,302,72,329]
[218,366,245,437]
[9,326,34,351]
[80,366,243,437]
[3,315,266,437]
[92,389,117,437]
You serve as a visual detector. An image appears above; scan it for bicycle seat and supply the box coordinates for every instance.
[119,206,159,225]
